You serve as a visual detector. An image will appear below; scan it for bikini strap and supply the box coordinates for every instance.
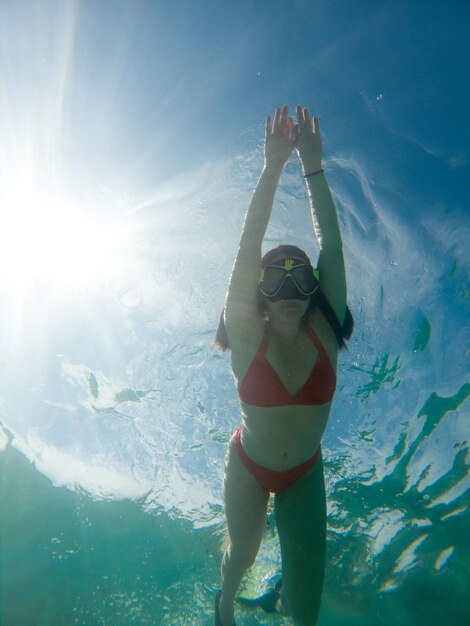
[259,327,269,355]
[304,322,325,354]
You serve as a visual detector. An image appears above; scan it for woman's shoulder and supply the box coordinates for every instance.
[226,315,265,380]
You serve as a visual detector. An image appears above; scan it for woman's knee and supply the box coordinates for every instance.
[223,542,258,571]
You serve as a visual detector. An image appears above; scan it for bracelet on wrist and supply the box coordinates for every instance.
[303,169,324,178]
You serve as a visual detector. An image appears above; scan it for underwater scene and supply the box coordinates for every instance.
[0,1,468,625]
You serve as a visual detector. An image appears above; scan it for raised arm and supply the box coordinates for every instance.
[225,106,297,325]
[296,105,347,325]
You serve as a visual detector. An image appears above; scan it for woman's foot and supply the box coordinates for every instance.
[215,591,236,626]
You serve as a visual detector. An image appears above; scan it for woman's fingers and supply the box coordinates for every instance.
[296,105,319,133]
[303,107,312,130]
[286,116,298,141]
[268,105,301,141]
[266,115,272,137]
[279,105,289,136]
[313,115,320,134]
[272,105,318,133]
[273,107,282,132]
[280,104,288,123]
[272,105,292,133]
[296,104,305,125]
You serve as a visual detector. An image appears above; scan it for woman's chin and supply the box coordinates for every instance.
[272,299,308,320]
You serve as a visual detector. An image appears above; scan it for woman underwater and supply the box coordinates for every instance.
[214,104,353,626]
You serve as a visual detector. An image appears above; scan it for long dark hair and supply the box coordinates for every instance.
[214,244,354,351]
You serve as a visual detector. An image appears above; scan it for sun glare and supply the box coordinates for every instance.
[0,175,129,293]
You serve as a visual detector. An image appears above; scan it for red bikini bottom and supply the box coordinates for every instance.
[232,426,321,493]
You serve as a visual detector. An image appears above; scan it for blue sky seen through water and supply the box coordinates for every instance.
[1,1,468,193]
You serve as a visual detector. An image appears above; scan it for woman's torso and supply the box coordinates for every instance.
[229,308,339,470]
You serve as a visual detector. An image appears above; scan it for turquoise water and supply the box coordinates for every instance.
[1,1,469,624]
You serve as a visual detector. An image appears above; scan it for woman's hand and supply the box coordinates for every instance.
[264,105,298,170]
[296,105,323,174]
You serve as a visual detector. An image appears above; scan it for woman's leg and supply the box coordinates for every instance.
[274,453,326,626]
[219,437,270,626]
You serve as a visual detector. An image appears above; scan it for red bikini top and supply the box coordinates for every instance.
[238,323,336,408]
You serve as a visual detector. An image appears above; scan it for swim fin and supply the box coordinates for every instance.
[237,579,282,613]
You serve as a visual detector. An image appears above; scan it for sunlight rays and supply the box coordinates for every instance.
[0,172,130,293]
[0,1,131,297]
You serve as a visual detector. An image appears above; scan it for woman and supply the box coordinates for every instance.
[214,105,353,626]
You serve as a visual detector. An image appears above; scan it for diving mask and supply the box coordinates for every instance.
[258,258,319,302]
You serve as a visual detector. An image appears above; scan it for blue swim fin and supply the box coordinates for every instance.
[237,579,282,613]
